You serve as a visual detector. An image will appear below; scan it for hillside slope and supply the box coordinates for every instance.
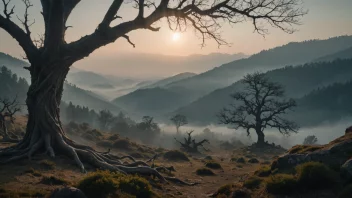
[142,72,196,89]
[289,80,352,126]
[62,84,123,114]
[173,59,352,125]
[112,87,194,118]
[112,36,352,119]
[168,36,352,96]
[314,46,352,62]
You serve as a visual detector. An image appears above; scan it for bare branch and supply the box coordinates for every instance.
[1,0,15,19]
[0,0,37,60]
[67,0,306,63]
[122,35,136,48]
[16,0,34,36]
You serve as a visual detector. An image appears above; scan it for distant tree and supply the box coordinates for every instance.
[0,97,21,143]
[97,110,114,131]
[111,112,134,135]
[137,116,160,132]
[170,114,188,134]
[218,72,299,146]
[136,116,161,144]
[303,135,318,145]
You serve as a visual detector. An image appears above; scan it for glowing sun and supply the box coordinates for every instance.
[172,32,181,41]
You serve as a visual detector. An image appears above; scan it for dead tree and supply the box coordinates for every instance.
[175,130,210,153]
[0,0,306,182]
[0,97,21,143]
[218,72,299,146]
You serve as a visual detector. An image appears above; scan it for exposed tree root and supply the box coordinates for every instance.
[0,131,198,186]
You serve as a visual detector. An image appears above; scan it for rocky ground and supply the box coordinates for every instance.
[0,118,351,198]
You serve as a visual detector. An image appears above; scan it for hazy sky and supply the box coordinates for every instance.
[1,0,352,58]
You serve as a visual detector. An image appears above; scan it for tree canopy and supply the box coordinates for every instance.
[218,72,299,145]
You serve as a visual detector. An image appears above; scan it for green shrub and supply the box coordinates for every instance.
[215,184,233,196]
[39,160,56,169]
[254,166,271,177]
[296,162,338,190]
[118,175,154,198]
[77,171,156,198]
[163,150,189,161]
[205,161,222,169]
[266,174,297,194]
[339,184,352,198]
[243,177,262,189]
[196,168,215,176]
[77,171,120,198]
[236,157,246,163]
[41,176,70,185]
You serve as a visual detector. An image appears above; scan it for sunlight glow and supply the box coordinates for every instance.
[172,33,181,41]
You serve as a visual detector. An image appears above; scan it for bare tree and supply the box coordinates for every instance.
[0,97,21,143]
[175,130,209,153]
[0,0,306,180]
[170,114,188,134]
[218,72,299,146]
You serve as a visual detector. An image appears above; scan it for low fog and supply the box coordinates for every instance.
[154,118,350,150]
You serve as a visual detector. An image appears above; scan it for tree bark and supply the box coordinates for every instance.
[256,129,265,145]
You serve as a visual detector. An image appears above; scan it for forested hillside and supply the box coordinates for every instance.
[0,66,28,102]
[112,36,352,118]
[167,36,352,95]
[290,80,352,126]
[174,59,352,125]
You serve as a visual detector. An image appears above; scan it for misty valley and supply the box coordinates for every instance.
[1,0,352,198]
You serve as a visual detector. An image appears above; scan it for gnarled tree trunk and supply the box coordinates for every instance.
[256,129,265,145]
[0,60,198,185]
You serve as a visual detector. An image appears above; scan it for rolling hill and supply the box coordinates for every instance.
[75,52,248,79]
[173,59,352,125]
[62,84,123,114]
[166,35,352,96]
[112,87,195,118]
[141,72,196,89]
[113,36,352,119]
[289,80,352,127]
[314,46,352,62]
